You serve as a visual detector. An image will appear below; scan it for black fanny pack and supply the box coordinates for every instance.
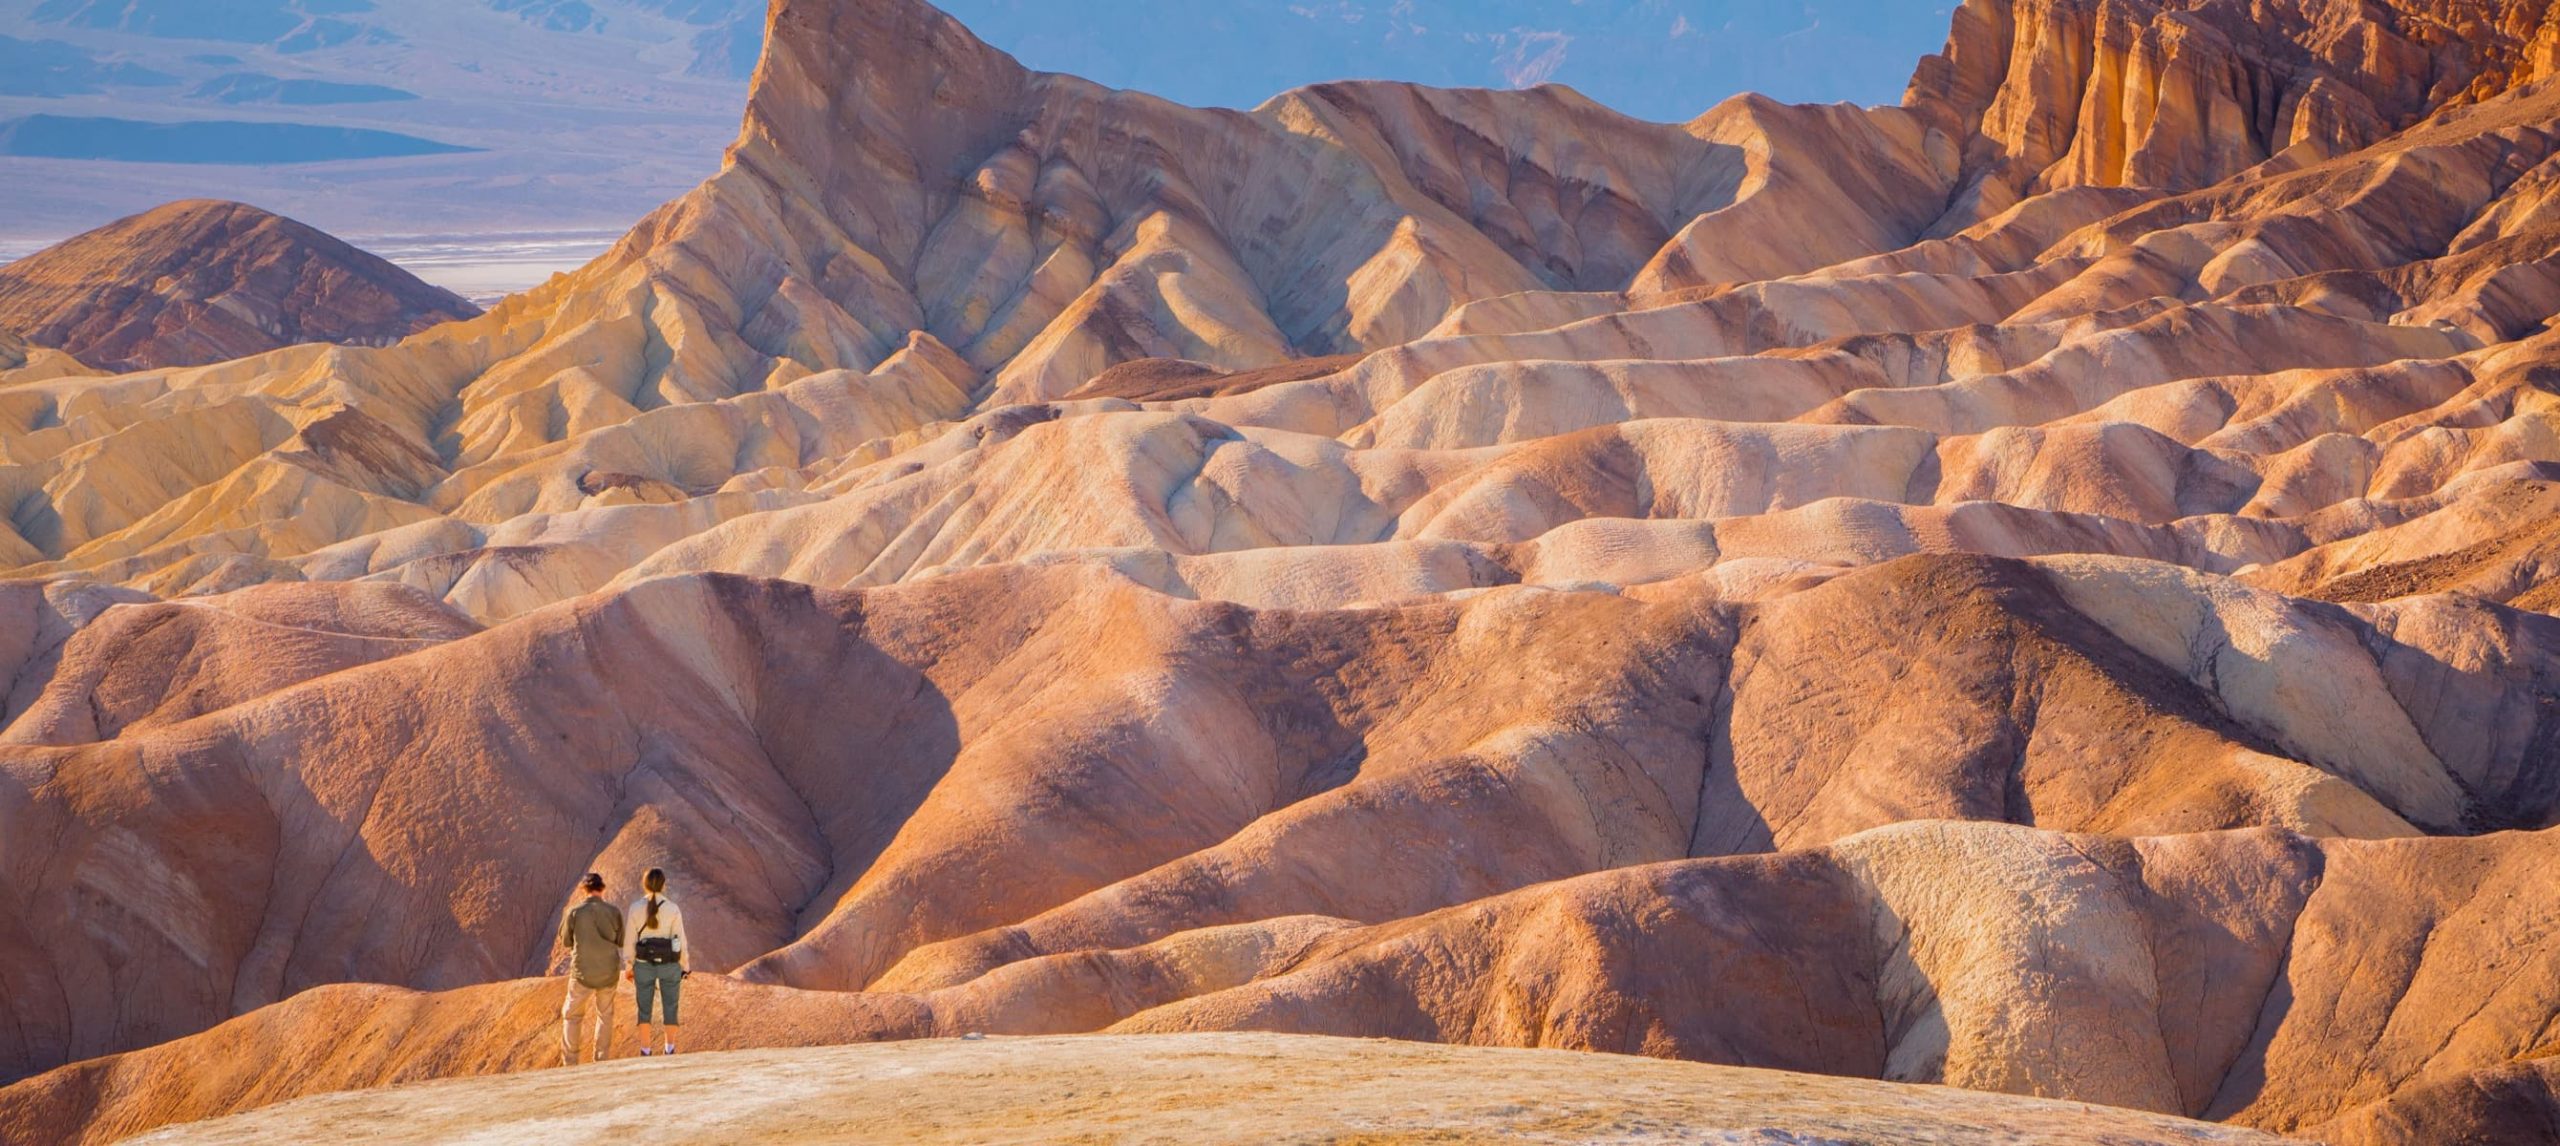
[635,936,679,964]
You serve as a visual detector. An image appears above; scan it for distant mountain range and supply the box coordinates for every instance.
[0,0,759,239]
[0,114,474,163]
[24,0,761,76]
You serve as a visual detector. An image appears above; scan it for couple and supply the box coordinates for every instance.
[558,867,693,1065]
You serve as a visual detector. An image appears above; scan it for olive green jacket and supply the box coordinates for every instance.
[559,897,625,988]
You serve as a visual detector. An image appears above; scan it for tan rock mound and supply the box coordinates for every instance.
[0,201,478,372]
[0,581,477,746]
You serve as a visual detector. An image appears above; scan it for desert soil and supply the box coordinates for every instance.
[130,1033,2296,1145]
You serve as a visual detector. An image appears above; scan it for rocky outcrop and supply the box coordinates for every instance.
[1906,0,2560,226]
[0,327,88,383]
[0,200,477,372]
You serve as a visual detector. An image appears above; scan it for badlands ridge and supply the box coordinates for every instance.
[0,200,477,374]
[5,0,2560,1142]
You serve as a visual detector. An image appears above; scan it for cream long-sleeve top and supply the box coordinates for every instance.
[621,896,690,970]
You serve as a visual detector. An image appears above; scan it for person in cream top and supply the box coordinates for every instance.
[621,867,691,1056]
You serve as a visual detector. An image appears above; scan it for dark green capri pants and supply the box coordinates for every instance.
[634,961,683,1025]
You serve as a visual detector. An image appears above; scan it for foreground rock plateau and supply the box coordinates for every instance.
[5,0,2560,1143]
[121,1034,2296,1145]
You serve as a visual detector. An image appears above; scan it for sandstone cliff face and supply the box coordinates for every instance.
[1907,0,2560,226]
[0,201,478,373]
[4,0,2560,1142]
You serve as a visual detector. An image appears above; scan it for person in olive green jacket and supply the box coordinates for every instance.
[558,872,625,1065]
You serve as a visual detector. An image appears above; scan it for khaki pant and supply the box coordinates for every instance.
[560,977,615,1063]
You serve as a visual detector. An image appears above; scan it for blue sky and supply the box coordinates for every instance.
[935,1,1960,121]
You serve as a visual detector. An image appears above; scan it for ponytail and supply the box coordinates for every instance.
[643,867,667,930]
